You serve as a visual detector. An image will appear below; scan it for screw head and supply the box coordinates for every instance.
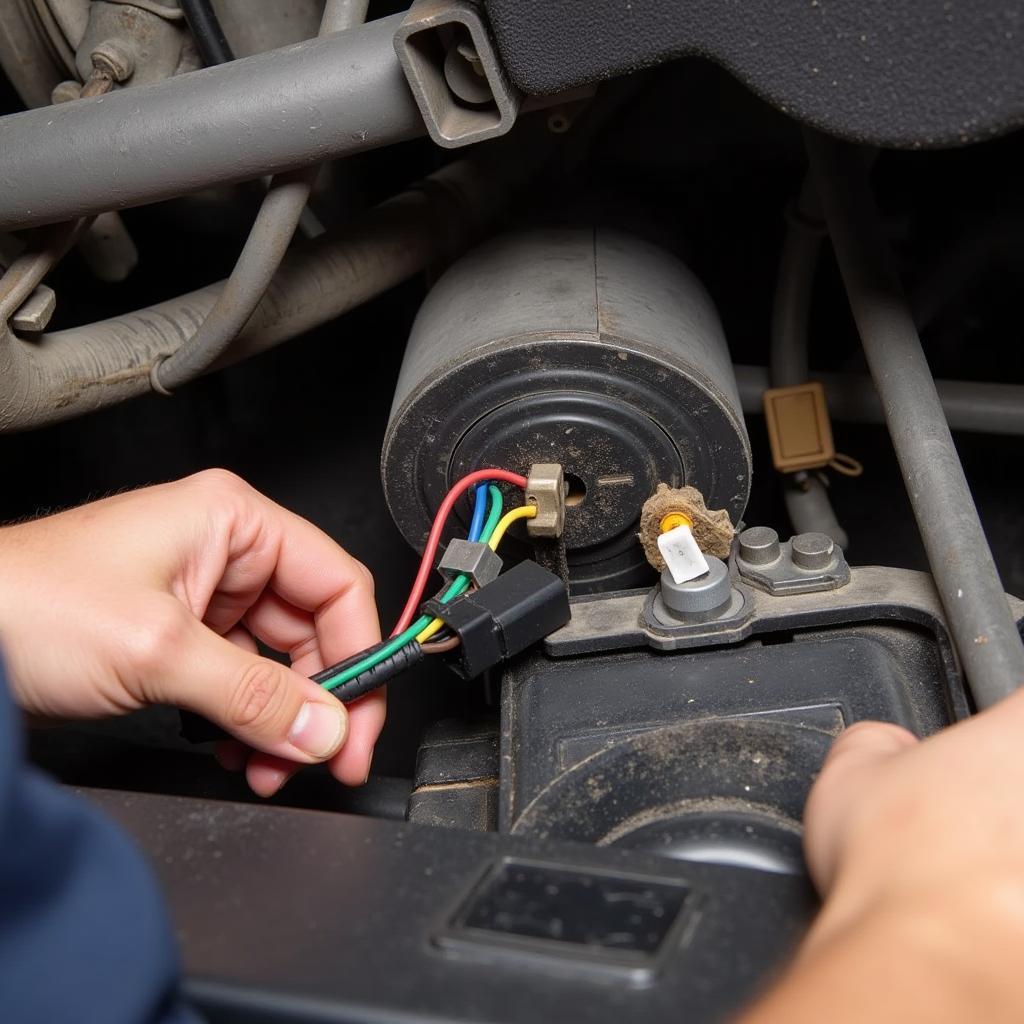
[792,532,835,571]
[738,526,781,566]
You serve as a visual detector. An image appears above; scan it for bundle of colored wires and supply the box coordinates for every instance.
[317,469,534,693]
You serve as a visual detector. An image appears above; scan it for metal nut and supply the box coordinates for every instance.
[526,463,566,539]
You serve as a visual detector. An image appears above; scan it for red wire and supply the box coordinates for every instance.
[391,468,528,636]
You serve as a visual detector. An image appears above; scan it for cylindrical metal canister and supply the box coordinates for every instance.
[383,227,751,591]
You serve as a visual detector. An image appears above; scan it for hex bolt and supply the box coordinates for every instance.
[738,526,781,566]
[791,532,835,571]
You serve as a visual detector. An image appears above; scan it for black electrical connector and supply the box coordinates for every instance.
[422,559,571,679]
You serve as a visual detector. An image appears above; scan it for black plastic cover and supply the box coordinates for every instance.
[484,0,1024,148]
[89,788,816,1023]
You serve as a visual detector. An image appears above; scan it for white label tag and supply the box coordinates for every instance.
[657,524,710,585]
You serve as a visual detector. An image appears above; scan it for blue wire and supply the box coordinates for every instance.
[468,482,488,541]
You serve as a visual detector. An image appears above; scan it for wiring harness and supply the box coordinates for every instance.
[180,467,570,746]
[315,468,569,703]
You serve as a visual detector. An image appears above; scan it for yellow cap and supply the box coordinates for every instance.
[660,512,693,534]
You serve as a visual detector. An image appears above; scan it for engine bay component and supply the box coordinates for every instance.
[0,156,505,431]
[382,227,752,592]
[523,462,565,539]
[484,0,1024,148]
[654,555,732,624]
[762,381,836,474]
[501,595,970,861]
[422,558,571,679]
[735,528,851,596]
[806,129,1024,710]
[0,13,425,231]
[394,0,521,148]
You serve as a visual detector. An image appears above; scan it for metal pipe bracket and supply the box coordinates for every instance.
[394,0,521,148]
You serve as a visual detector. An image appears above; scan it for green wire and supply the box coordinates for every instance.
[319,484,504,692]
[479,483,503,542]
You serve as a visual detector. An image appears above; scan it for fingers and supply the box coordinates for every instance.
[327,689,386,786]
[153,611,350,765]
[245,752,301,798]
[255,495,380,660]
[804,722,919,893]
[214,739,248,772]
[186,472,379,662]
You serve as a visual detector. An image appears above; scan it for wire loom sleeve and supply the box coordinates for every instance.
[311,640,425,702]
[181,640,425,744]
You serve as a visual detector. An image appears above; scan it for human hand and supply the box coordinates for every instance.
[804,698,1024,956]
[0,470,382,797]
[744,693,1024,1022]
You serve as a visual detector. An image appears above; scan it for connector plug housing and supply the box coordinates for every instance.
[423,560,570,679]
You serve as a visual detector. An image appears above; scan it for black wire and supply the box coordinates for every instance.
[179,0,236,66]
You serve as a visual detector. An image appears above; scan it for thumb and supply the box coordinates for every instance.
[157,614,348,764]
[804,721,918,894]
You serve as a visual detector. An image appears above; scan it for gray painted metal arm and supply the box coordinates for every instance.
[735,365,1024,438]
[150,0,370,393]
[0,159,496,431]
[0,13,423,231]
[805,129,1024,710]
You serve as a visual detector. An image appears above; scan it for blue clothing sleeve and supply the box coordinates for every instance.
[0,661,198,1024]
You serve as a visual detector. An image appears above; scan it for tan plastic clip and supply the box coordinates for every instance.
[763,382,836,473]
[525,463,566,538]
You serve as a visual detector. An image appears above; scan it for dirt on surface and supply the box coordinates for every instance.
[639,483,735,567]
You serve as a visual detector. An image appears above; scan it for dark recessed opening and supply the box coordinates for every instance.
[565,473,587,507]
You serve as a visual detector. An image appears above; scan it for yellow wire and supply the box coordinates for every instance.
[414,505,539,645]
[487,504,537,551]
[415,617,446,644]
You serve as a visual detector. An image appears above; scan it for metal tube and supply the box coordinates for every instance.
[0,14,423,231]
[735,365,1024,438]
[805,129,1024,709]
[0,158,497,432]
[769,179,822,388]
[152,0,369,393]
[769,177,848,548]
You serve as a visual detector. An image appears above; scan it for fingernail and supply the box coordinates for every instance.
[288,701,347,759]
[258,766,291,797]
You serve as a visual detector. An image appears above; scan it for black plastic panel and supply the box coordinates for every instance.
[88,789,815,1024]
[484,0,1024,148]
[502,624,956,833]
